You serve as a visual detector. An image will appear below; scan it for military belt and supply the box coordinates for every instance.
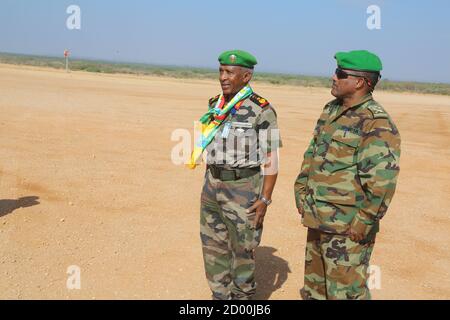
[207,165,260,181]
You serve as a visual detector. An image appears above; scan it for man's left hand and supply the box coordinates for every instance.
[246,200,268,229]
[348,227,365,242]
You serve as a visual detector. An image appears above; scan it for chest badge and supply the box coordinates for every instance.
[231,122,253,129]
[221,122,231,138]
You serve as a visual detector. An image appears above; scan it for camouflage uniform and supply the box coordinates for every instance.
[294,94,401,300]
[201,93,281,300]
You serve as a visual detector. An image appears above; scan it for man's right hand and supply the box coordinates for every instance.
[297,206,304,217]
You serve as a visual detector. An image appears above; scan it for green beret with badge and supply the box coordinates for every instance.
[334,50,382,73]
[218,50,258,69]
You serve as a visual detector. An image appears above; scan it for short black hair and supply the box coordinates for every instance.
[360,71,381,93]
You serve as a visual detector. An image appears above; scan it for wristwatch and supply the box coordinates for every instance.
[259,196,272,206]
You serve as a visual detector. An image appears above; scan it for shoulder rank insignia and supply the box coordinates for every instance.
[250,93,270,108]
[367,103,388,119]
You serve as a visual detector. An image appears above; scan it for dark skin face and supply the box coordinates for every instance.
[219,65,252,101]
[331,68,368,101]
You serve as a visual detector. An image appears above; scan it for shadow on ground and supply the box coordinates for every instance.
[0,196,40,218]
[254,246,292,300]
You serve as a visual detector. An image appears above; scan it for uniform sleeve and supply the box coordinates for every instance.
[351,117,401,236]
[294,137,315,208]
[256,106,282,154]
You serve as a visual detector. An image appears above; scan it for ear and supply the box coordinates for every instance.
[242,70,253,83]
[355,77,365,90]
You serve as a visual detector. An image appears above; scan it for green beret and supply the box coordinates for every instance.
[334,50,382,72]
[218,50,257,69]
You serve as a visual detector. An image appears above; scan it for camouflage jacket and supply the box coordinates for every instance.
[294,94,401,236]
[205,92,282,168]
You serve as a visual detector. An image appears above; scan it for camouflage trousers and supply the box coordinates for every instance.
[301,228,375,300]
[200,169,263,300]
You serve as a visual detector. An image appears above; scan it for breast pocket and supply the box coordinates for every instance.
[229,126,257,145]
[325,134,360,171]
[313,129,361,206]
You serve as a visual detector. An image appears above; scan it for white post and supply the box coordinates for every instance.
[64,50,70,73]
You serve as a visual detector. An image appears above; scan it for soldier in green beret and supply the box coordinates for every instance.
[194,50,282,299]
[294,50,401,299]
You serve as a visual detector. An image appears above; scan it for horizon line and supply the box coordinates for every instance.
[1,51,450,86]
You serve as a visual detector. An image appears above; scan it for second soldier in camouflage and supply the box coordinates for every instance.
[294,50,401,300]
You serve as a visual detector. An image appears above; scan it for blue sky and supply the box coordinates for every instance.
[1,0,449,83]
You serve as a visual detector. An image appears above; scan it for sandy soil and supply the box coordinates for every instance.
[0,64,449,300]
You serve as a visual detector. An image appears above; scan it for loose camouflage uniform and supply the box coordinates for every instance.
[294,94,401,300]
[201,92,281,300]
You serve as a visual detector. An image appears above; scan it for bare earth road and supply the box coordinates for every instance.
[0,64,449,299]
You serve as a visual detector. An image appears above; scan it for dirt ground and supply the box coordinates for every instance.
[0,64,449,300]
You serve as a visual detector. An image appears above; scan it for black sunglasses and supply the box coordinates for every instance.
[335,68,381,88]
[335,68,366,80]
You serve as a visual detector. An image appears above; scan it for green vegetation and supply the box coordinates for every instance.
[1,52,449,96]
